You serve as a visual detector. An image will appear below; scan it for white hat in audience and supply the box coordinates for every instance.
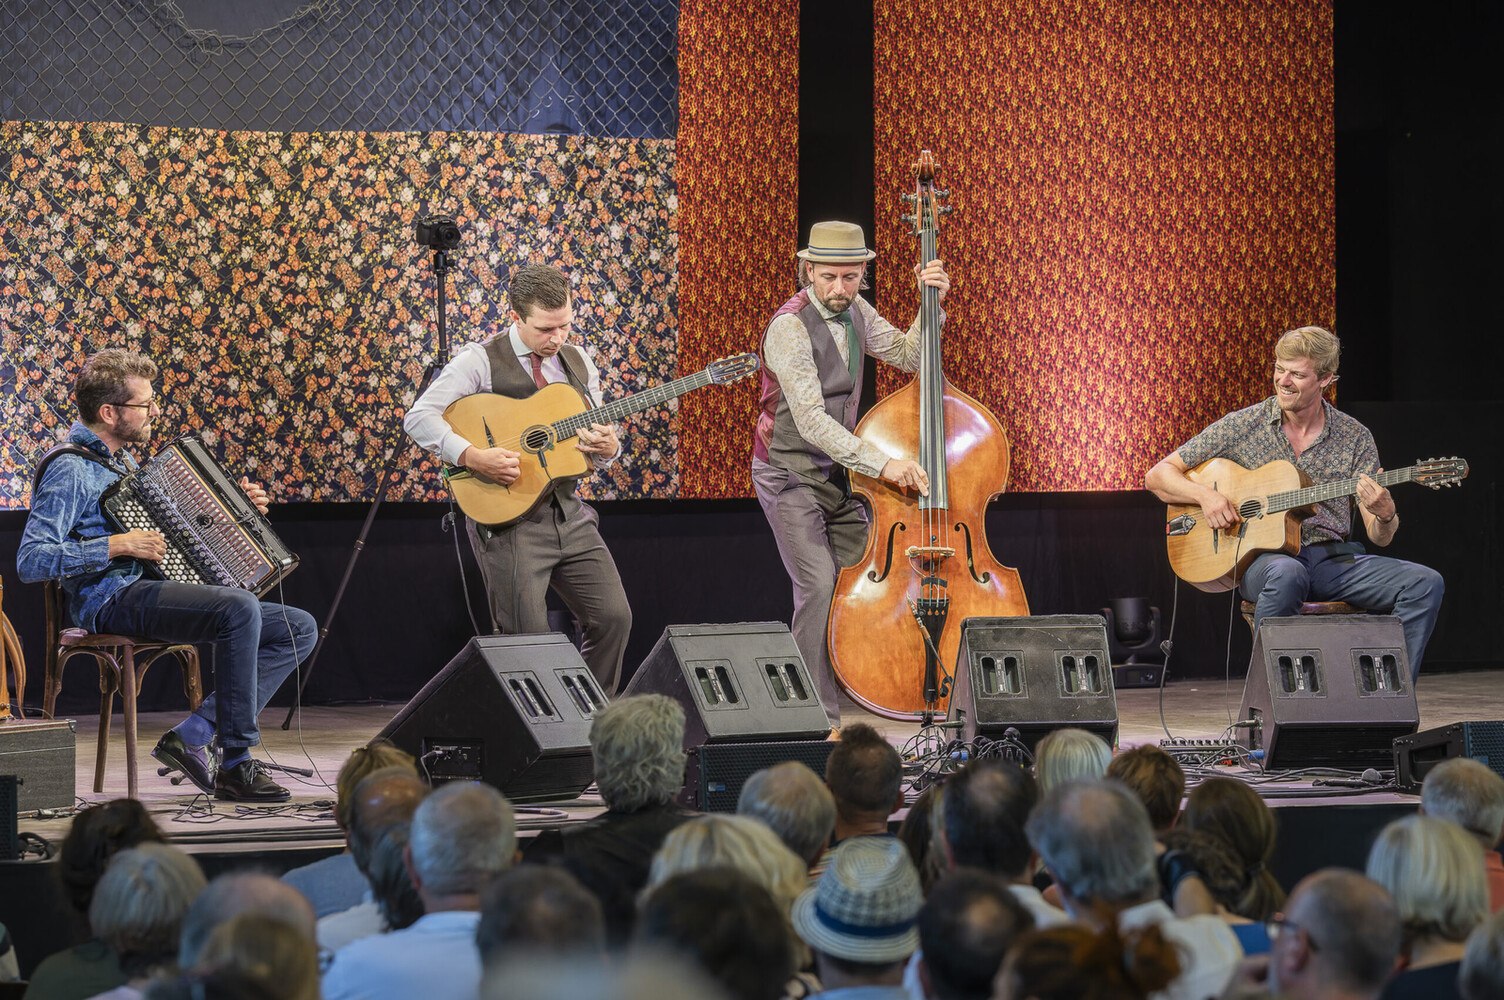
[790,836,921,964]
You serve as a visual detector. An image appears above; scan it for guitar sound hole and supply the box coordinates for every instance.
[523,427,551,451]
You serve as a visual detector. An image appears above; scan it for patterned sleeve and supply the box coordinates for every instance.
[1352,424,1381,477]
[1174,410,1245,469]
[857,296,924,374]
[763,313,891,477]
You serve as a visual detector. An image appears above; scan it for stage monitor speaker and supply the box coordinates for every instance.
[623,622,831,748]
[682,739,836,813]
[0,719,76,813]
[1394,721,1504,793]
[373,633,607,803]
[951,615,1119,753]
[1239,614,1417,771]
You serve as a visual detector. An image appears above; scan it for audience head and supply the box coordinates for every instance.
[1158,828,1247,916]
[1422,757,1504,852]
[939,758,1038,880]
[59,797,165,914]
[1366,813,1488,948]
[736,761,836,866]
[994,922,1181,1000]
[1462,909,1504,1000]
[483,950,731,1000]
[590,694,686,812]
[195,913,319,1000]
[896,782,945,894]
[1181,777,1285,920]
[1026,779,1158,915]
[347,768,430,877]
[1034,728,1112,796]
[335,741,418,831]
[178,872,316,967]
[791,836,923,985]
[90,842,206,979]
[1106,744,1185,835]
[824,722,903,827]
[636,868,794,1000]
[917,869,1034,1000]
[476,865,604,966]
[366,823,424,931]
[407,780,516,900]
[1268,868,1401,1000]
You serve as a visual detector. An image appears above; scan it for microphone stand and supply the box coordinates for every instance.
[279,246,456,730]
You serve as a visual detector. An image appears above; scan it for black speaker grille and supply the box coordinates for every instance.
[1463,722,1504,767]
[1273,725,1415,770]
[685,740,835,813]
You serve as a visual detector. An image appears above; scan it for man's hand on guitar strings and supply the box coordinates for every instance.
[1200,488,1241,531]
[460,445,523,486]
[576,422,620,459]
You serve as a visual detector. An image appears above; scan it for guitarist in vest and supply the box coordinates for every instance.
[1146,326,1444,681]
[752,221,947,727]
[404,264,631,693]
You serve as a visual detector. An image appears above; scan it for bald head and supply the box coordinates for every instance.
[178,872,316,967]
[1279,869,1401,997]
[349,770,430,875]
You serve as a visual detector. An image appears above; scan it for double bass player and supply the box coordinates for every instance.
[751,221,950,728]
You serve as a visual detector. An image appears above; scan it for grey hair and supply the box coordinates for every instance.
[90,843,207,974]
[409,781,517,897]
[1422,758,1504,851]
[590,694,686,812]
[1366,814,1488,944]
[1287,869,1402,994]
[737,761,836,865]
[1034,728,1113,797]
[1026,780,1158,906]
[178,873,316,967]
[1462,909,1504,1000]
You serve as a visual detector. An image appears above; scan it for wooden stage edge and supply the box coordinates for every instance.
[6,669,1504,856]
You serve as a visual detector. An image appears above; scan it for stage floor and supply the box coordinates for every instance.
[9,668,1504,852]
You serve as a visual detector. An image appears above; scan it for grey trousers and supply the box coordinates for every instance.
[752,461,867,726]
[466,497,632,694]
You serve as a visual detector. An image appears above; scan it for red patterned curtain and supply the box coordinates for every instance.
[872,0,1335,492]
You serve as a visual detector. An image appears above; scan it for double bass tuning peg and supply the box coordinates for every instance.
[900,213,917,224]
[900,193,918,203]
[940,206,954,215]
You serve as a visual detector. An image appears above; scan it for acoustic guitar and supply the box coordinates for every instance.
[1165,456,1468,592]
[443,352,760,527]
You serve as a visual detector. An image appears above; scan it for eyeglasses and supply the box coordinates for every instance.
[1267,914,1319,952]
[114,398,161,413]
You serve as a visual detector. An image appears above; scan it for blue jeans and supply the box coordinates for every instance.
[95,580,317,749]
[1238,548,1444,681]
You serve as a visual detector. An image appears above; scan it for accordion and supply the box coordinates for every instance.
[101,435,299,596]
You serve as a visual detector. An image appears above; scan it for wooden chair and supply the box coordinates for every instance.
[1240,599,1363,635]
[42,581,205,798]
[0,575,25,721]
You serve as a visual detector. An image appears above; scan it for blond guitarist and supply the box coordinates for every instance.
[1145,326,1443,682]
[404,264,630,692]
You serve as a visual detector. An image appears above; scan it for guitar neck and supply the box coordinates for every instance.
[1266,466,1419,514]
[552,368,717,437]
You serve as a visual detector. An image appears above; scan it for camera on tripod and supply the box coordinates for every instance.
[414,216,461,251]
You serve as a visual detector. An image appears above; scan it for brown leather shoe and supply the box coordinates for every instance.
[214,758,290,802]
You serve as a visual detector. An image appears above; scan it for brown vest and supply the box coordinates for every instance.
[483,337,593,517]
[752,289,868,483]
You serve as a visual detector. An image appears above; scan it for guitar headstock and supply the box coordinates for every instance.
[707,353,761,385]
[1414,457,1469,489]
[900,149,950,236]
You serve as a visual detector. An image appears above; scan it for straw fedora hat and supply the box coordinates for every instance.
[796,221,877,264]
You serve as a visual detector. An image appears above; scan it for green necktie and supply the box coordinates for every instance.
[835,310,860,382]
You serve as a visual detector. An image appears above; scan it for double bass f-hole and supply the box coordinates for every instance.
[868,521,908,583]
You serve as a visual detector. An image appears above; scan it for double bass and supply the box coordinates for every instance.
[827,151,1029,720]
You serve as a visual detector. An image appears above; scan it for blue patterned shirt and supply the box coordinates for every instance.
[1175,397,1380,545]
[16,422,143,631]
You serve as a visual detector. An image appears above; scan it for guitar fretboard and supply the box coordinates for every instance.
[1266,466,1418,514]
[551,369,717,438]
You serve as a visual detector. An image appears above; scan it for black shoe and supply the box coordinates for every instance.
[152,730,217,795]
[214,758,291,803]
